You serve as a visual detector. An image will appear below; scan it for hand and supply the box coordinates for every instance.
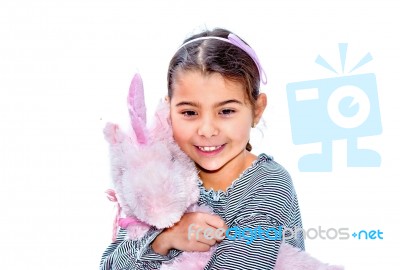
[151,212,227,255]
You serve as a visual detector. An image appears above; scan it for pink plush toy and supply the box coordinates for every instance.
[104,74,344,270]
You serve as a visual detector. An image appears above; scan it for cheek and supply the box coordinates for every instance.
[171,115,190,146]
[226,123,251,142]
[226,114,253,139]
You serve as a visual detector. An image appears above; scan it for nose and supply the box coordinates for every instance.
[197,116,219,138]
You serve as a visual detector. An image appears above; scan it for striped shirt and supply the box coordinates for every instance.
[100,153,304,270]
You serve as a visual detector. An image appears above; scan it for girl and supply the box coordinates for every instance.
[100,28,304,270]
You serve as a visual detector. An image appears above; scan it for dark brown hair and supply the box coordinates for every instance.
[167,28,261,151]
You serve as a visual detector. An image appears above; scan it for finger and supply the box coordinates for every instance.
[203,213,227,230]
[205,225,226,242]
[194,225,225,245]
[215,230,226,242]
[196,235,217,246]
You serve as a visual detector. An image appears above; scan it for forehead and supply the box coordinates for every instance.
[171,70,247,103]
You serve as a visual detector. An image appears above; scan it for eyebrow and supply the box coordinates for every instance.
[175,99,244,108]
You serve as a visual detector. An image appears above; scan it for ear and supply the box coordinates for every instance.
[103,122,124,144]
[127,73,148,144]
[253,93,267,125]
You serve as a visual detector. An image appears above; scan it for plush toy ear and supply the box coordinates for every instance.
[127,73,148,144]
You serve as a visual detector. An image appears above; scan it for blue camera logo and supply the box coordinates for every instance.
[286,44,382,172]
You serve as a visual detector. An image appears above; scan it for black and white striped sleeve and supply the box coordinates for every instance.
[99,227,182,270]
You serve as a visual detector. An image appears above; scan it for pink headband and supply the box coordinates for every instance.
[178,33,267,85]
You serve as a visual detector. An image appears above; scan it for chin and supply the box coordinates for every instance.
[194,159,225,172]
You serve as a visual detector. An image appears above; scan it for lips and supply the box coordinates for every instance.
[195,144,226,156]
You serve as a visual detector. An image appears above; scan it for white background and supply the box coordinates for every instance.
[1,0,399,269]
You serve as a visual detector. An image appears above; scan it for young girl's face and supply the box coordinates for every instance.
[170,70,265,173]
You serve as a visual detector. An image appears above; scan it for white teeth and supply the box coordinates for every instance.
[198,145,222,152]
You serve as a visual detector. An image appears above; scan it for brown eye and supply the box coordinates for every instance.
[182,111,197,117]
[220,109,235,116]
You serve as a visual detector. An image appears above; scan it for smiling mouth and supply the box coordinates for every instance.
[196,145,224,152]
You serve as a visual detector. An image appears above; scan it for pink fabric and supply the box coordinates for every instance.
[274,243,344,270]
[127,73,148,144]
[228,33,267,85]
[118,217,146,229]
[105,189,121,242]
